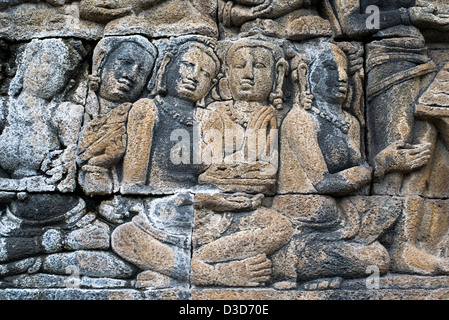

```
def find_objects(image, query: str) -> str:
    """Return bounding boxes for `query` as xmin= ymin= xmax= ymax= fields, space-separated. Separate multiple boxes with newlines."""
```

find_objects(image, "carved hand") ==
xmin=195 ymin=193 xmax=264 ymax=212
xmin=373 ymin=140 xmax=432 ymax=179
xmin=41 ymin=150 xmax=67 ymax=185
xmin=86 ymin=130 xmax=127 ymax=168
xmin=409 ymin=6 xmax=449 ymax=31
xmin=227 ymin=0 xmax=273 ymax=26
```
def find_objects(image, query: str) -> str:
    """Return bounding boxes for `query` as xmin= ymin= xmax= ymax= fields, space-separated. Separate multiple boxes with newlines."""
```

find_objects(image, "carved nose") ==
xmin=242 ymin=64 xmax=254 ymax=79
xmin=123 ymin=64 xmax=139 ymax=81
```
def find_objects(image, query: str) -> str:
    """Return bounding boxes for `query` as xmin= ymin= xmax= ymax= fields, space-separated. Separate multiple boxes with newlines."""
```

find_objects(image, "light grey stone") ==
xmin=65 ymin=225 xmax=110 ymax=251
xmin=41 ymin=251 xmax=137 ymax=279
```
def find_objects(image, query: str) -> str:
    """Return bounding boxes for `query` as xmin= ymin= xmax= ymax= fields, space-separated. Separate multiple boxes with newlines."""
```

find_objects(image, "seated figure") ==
xmin=330 ymin=0 xmax=449 ymax=276
xmin=110 ymin=38 xmax=221 ymax=287
xmin=274 ymin=41 xmax=397 ymax=288
xmin=198 ymin=37 xmax=289 ymax=194
xmin=0 ymin=38 xmax=86 ymax=192
xmin=0 ymin=39 xmax=107 ymax=271
xmin=191 ymin=38 xmax=292 ymax=287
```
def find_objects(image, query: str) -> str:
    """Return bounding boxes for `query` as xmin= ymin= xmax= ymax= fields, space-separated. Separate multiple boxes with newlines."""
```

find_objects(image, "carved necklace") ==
xmin=225 ymin=101 xmax=256 ymax=128
xmin=310 ymin=106 xmax=350 ymax=134
xmin=155 ymin=96 xmax=194 ymax=127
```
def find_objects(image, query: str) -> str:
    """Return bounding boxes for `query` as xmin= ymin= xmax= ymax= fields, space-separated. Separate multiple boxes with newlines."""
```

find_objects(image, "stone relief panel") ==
xmin=0 ymin=0 xmax=217 ymax=41
xmin=1 ymin=0 xmax=449 ymax=298
xmin=81 ymin=0 xmax=218 ymax=38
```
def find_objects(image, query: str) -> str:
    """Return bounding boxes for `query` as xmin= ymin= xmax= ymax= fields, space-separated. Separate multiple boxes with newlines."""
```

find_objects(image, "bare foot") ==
xmin=135 ymin=270 xmax=173 ymax=289
xmin=273 ymin=281 xmax=297 ymax=290
xmin=400 ymin=244 xmax=449 ymax=275
xmin=215 ymin=254 xmax=273 ymax=287
xmin=303 ymin=277 xmax=342 ymax=291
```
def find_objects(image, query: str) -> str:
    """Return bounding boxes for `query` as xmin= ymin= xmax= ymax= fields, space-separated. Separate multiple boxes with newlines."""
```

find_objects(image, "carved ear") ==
xmin=270 ymin=58 xmax=288 ymax=110
xmin=211 ymin=73 xmax=224 ymax=101
xmin=290 ymin=55 xmax=312 ymax=110
xmin=217 ymin=76 xmax=233 ymax=101
xmin=297 ymin=62 xmax=310 ymax=97
xmin=152 ymin=52 xmax=173 ymax=96
xmin=85 ymin=87 xmax=100 ymax=121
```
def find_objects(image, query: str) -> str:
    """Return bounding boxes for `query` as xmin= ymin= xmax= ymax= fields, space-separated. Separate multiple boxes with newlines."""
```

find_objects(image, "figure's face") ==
xmin=167 ymin=45 xmax=217 ymax=102
xmin=22 ymin=48 xmax=69 ymax=100
xmin=310 ymin=45 xmax=348 ymax=105
xmin=228 ymin=46 xmax=275 ymax=102
xmin=99 ymin=42 xmax=155 ymax=103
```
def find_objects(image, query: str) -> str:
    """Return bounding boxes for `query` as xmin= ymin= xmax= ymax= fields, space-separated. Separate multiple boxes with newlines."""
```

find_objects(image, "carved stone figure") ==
xmin=0 ymin=40 xmax=124 ymax=281
xmin=278 ymin=40 xmax=370 ymax=196
xmin=0 ymin=38 xmax=86 ymax=193
xmin=77 ymin=35 xmax=157 ymax=195
xmin=192 ymin=38 xmax=292 ymax=287
xmin=109 ymin=38 xmax=220 ymax=288
xmin=120 ymin=36 xmax=220 ymax=195
xmin=199 ymin=37 xmax=288 ymax=194
xmin=273 ymin=41 xmax=396 ymax=288
xmin=332 ymin=0 xmax=449 ymax=276
xmin=3 ymin=0 xmax=449 ymax=300
xmin=218 ymin=0 xmax=333 ymax=40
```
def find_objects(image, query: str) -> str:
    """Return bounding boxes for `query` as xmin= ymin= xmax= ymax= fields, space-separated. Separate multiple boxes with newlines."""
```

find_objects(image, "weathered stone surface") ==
xmin=0 ymin=288 xmax=190 ymax=300
xmin=0 ymin=38 xmax=87 ymax=193
xmin=81 ymin=0 xmax=218 ymax=38
xmin=270 ymin=195 xmax=400 ymax=285
xmin=64 ymin=224 xmax=111 ymax=251
xmin=41 ymin=251 xmax=137 ymax=279
xmin=191 ymin=286 xmax=449 ymax=300
xmin=192 ymin=192 xmax=292 ymax=287
xmin=0 ymin=194 xmax=87 ymax=264
xmin=218 ymin=0 xmax=333 ymax=40
xmin=2 ymin=0 xmax=449 ymax=301
xmin=0 ymin=2 xmax=104 ymax=41
xmin=111 ymin=193 xmax=194 ymax=287
xmin=0 ymin=273 xmax=132 ymax=289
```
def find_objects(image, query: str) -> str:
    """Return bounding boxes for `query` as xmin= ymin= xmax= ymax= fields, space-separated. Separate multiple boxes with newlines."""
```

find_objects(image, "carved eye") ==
xmin=181 ymin=61 xmax=195 ymax=69
xmin=118 ymin=58 xmax=133 ymax=66
xmin=324 ymin=61 xmax=337 ymax=71
xmin=234 ymin=62 xmax=246 ymax=69
xmin=254 ymin=62 xmax=266 ymax=68
xmin=201 ymin=68 xmax=211 ymax=78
